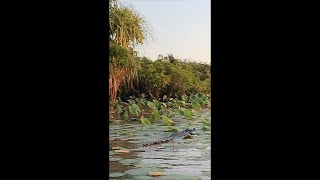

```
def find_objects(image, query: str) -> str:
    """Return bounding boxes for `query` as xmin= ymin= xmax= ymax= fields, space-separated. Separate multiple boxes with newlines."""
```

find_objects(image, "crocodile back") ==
xmin=169 ymin=128 xmax=196 ymax=139
xmin=141 ymin=128 xmax=196 ymax=147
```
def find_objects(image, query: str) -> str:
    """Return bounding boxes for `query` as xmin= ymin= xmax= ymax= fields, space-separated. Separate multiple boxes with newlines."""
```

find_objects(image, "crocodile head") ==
xmin=181 ymin=128 xmax=198 ymax=139
xmin=190 ymin=128 xmax=199 ymax=135
xmin=185 ymin=128 xmax=198 ymax=135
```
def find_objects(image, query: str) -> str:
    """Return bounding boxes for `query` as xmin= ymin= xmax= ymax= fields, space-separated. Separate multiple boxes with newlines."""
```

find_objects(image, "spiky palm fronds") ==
xmin=109 ymin=1 xmax=153 ymax=102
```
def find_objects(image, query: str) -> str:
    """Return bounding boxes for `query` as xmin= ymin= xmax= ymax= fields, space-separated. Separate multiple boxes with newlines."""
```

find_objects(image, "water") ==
xmin=109 ymin=109 xmax=211 ymax=180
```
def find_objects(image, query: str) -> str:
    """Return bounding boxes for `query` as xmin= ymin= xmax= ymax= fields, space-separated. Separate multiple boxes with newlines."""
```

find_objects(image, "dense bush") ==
xmin=118 ymin=54 xmax=211 ymax=101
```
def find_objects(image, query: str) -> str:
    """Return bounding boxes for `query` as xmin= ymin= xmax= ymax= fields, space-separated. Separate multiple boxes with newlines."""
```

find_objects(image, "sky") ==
xmin=120 ymin=0 xmax=211 ymax=64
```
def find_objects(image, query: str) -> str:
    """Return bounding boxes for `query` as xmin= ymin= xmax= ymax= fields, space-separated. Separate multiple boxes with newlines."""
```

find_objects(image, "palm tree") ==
xmin=109 ymin=0 xmax=153 ymax=102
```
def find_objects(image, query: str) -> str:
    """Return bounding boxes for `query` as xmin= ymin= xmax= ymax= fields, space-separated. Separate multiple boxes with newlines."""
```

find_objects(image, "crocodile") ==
xmin=140 ymin=128 xmax=198 ymax=147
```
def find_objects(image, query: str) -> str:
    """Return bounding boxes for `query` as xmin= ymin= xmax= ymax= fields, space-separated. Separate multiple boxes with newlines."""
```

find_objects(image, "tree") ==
xmin=138 ymin=58 xmax=170 ymax=99
xmin=109 ymin=0 xmax=153 ymax=102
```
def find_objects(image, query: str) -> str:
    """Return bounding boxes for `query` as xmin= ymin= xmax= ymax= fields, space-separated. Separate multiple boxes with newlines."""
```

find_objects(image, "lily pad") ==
xmin=158 ymin=174 xmax=201 ymax=180
xmin=109 ymin=158 xmax=123 ymax=162
xmin=119 ymin=159 xmax=139 ymax=164
xmin=109 ymin=173 xmax=126 ymax=178
xmin=124 ymin=168 xmax=164 ymax=176
xmin=202 ymin=171 xmax=211 ymax=177
xmin=135 ymin=163 xmax=161 ymax=168
xmin=141 ymin=117 xmax=152 ymax=126
xmin=133 ymin=176 xmax=154 ymax=180
xmin=164 ymin=128 xmax=178 ymax=133
xmin=202 ymin=126 xmax=211 ymax=131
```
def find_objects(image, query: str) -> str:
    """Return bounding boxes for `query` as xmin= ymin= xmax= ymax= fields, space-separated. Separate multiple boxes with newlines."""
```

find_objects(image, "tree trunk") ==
xmin=109 ymin=72 xmax=121 ymax=103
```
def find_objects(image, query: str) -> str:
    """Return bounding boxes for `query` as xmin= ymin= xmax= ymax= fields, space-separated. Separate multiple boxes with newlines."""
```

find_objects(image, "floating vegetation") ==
xmin=109 ymin=173 xmax=126 ymax=178
xmin=135 ymin=163 xmax=161 ymax=168
xmin=202 ymin=171 xmax=211 ymax=177
xmin=119 ymin=159 xmax=139 ymax=165
xmin=109 ymin=96 xmax=211 ymax=179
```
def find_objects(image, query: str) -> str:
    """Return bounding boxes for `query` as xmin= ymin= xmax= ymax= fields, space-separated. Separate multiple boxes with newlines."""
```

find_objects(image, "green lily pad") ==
xmin=158 ymin=174 xmax=201 ymax=180
xmin=202 ymin=171 xmax=211 ymax=177
xmin=109 ymin=158 xmax=123 ymax=162
xmin=164 ymin=128 xmax=178 ymax=133
xmin=122 ymin=163 xmax=136 ymax=166
xmin=119 ymin=159 xmax=139 ymax=164
xmin=135 ymin=163 xmax=161 ymax=168
xmin=124 ymin=168 xmax=164 ymax=176
xmin=202 ymin=126 xmax=211 ymax=131
xmin=109 ymin=173 xmax=126 ymax=178
xmin=141 ymin=117 xmax=152 ymax=126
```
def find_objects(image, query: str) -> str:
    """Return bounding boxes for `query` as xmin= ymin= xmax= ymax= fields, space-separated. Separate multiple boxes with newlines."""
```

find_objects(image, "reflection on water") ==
xmin=109 ymin=109 xmax=211 ymax=180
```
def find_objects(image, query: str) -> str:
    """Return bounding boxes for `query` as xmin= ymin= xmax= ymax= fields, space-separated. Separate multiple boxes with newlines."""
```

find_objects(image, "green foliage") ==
xmin=109 ymin=0 xmax=153 ymax=102
xmin=178 ymin=109 xmax=185 ymax=116
xmin=151 ymin=109 xmax=161 ymax=120
xmin=161 ymin=115 xmax=173 ymax=126
xmin=140 ymin=117 xmax=151 ymax=126
xmin=203 ymin=118 xmax=211 ymax=126
xmin=192 ymin=102 xmax=201 ymax=111
xmin=109 ymin=41 xmax=130 ymax=68
xmin=167 ymin=110 xmax=176 ymax=118
xmin=128 ymin=105 xmax=139 ymax=116
xmin=129 ymin=55 xmax=210 ymax=100
xmin=110 ymin=93 xmax=210 ymax=126
xmin=147 ymin=101 xmax=157 ymax=110
xmin=164 ymin=127 xmax=179 ymax=133
xmin=109 ymin=1 xmax=211 ymax=128
xmin=119 ymin=110 xmax=129 ymax=120
xmin=115 ymin=105 xmax=123 ymax=114
xmin=183 ymin=109 xmax=193 ymax=120
xmin=202 ymin=126 xmax=211 ymax=131
xmin=138 ymin=58 xmax=171 ymax=99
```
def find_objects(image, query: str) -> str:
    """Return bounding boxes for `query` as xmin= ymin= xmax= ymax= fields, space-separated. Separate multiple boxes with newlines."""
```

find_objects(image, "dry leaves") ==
xmin=148 ymin=172 xmax=165 ymax=176
xmin=114 ymin=149 xmax=130 ymax=153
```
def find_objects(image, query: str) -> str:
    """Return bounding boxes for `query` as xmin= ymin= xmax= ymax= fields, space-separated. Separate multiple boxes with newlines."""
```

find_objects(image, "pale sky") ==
xmin=120 ymin=0 xmax=211 ymax=64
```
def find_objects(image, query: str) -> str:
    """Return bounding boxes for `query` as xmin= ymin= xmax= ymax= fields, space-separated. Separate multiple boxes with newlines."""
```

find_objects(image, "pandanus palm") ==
xmin=109 ymin=0 xmax=154 ymax=102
